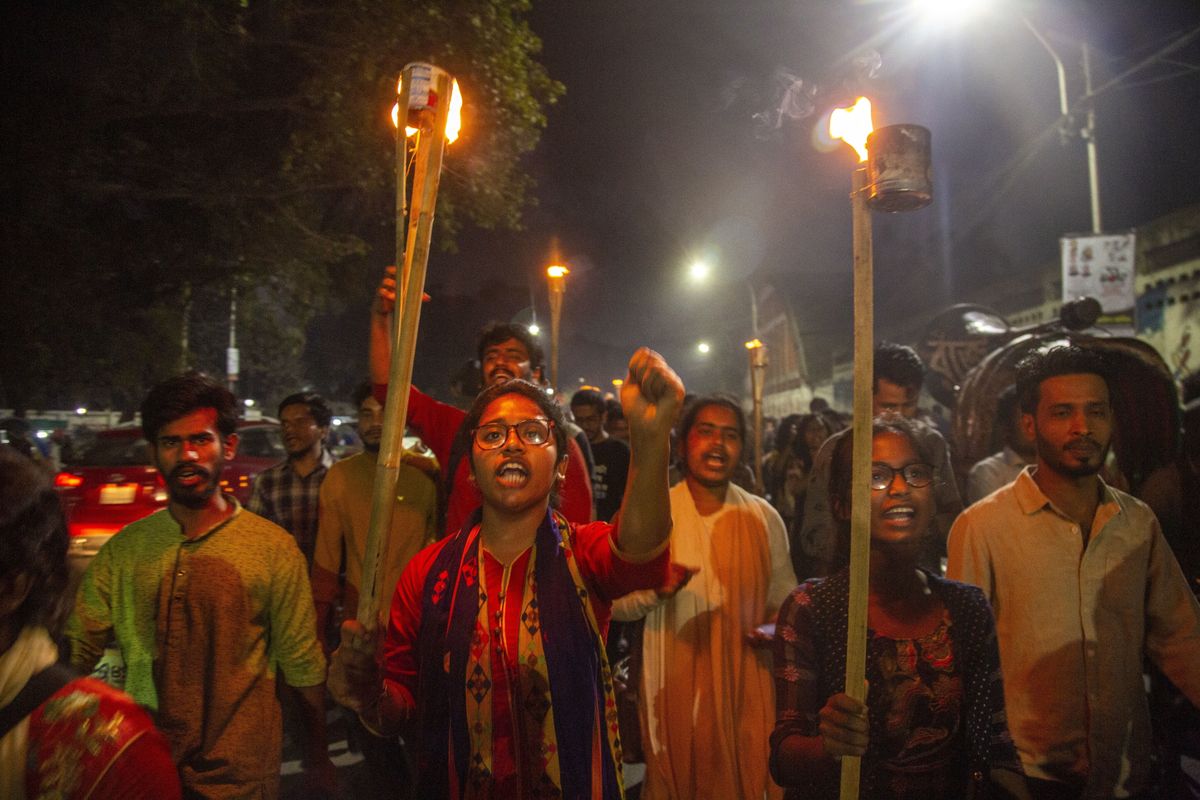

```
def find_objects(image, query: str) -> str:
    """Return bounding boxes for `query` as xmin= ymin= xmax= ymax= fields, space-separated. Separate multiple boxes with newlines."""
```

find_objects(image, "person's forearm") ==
xmin=615 ymin=425 xmax=671 ymax=556
xmin=770 ymin=732 xmax=839 ymax=791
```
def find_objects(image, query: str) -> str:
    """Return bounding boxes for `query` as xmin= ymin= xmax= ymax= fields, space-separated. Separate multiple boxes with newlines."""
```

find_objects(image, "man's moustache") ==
xmin=170 ymin=466 xmax=212 ymax=481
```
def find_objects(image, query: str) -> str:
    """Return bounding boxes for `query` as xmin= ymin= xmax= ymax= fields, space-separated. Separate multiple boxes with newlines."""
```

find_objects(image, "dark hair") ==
xmin=1015 ymin=345 xmax=1113 ymax=415
xmin=874 ymin=342 xmax=925 ymax=394
xmin=605 ymin=397 xmax=624 ymax=421
xmin=829 ymin=415 xmax=934 ymax=526
xmin=278 ymin=391 xmax=333 ymax=428
xmin=681 ymin=393 xmax=744 ymax=450
xmin=476 ymin=322 xmax=545 ymax=371
xmin=0 ymin=448 xmax=70 ymax=633
xmin=773 ymin=414 xmax=804 ymax=454
xmin=352 ymin=381 xmax=375 ymax=409
xmin=794 ymin=413 xmax=834 ymax=466
xmin=461 ymin=379 xmax=570 ymax=506
xmin=570 ymin=389 xmax=606 ymax=416
xmin=141 ymin=371 xmax=239 ymax=443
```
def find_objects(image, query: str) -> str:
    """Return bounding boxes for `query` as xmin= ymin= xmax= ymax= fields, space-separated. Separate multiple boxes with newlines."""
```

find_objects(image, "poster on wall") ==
xmin=1061 ymin=233 xmax=1136 ymax=327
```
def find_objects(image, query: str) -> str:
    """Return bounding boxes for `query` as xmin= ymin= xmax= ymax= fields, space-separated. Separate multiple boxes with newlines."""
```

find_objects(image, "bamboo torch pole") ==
xmin=840 ymin=164 xmax=874 ymax=799
xmin=358 ymin=65 xmax=455 ymax=631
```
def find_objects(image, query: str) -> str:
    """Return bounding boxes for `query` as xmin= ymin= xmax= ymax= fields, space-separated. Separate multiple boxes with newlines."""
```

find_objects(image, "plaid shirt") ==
xmin=247 ymin=448 xmax=335 ymax=565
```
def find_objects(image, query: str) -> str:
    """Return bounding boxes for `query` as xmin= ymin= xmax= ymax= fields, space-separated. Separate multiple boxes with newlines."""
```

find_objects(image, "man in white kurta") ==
xmin=614 ymin=398 xmax=793 ymax=800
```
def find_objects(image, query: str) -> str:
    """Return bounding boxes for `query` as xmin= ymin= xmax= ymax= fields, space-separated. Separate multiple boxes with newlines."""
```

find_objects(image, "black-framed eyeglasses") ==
xmin=472 ymin=419 xmax=554 ymax=450
xmin=870 ymin=463 xmax=935 ymax=491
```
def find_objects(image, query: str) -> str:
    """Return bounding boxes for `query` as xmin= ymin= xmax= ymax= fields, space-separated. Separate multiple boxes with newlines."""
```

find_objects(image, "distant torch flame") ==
xmin=546 ymin=265 xmax=569 ymax=279
xmin=829 ymin=96 xmax=874 ymax=162
xmin=391 ymin=77 xmax=463 ymax=143
xmin=745 ymin=339 xmax=764 ymax=350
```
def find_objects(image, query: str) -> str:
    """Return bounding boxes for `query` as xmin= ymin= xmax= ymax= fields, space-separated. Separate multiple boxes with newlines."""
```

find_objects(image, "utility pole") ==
xmin=1081 ymin=43 xmax=1102 ymax=234
xmin=1020 ymin=15 xmax=1103 ymax=233
xmin=226 ymin=285 xmax=239 ymax=393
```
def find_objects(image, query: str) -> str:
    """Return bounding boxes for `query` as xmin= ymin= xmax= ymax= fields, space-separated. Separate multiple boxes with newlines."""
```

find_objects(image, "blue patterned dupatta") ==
xmin=416 ymin=508 xmax=625 ymax=799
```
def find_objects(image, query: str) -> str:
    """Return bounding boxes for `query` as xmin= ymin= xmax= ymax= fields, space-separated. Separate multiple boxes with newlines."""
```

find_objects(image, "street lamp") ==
xmin=685 ymin=259 xmax=761 ymax=338
xmin=696 ymin=341 xmax=711 ymax=355
xmin=745 ymin=339 xmax=768 ymax=494
xmin=1017 ymin=14 xmax=1102 ymax=233
xmin=547 ymin=264 xmax=569 ymax=390
xmin=909 ymin=0 xmax=1102 ymax=232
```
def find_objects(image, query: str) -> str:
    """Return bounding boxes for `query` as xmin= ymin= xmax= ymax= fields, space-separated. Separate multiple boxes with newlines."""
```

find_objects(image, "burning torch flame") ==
xmin=546 ymin=265 xmax=569 ymax=279
xmin=745 ymin=339 xmax=764 ymax=350
xmin=445 ymin=79 xmax=463 ymax=144
xmin=829 ymin=96 xmax=874 ymax=162
xmin=391 ymin=77 xmax=463 ymax=143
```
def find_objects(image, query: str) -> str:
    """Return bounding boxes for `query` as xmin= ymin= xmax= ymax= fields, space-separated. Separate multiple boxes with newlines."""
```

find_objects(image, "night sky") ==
xmin=416 ymin=0 xmax=1200 ymax=398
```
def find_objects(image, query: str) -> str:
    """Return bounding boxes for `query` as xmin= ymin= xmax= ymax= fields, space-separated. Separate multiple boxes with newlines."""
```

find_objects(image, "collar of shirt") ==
xmin=1012 ymin=466 xmax=1127 ymax=532
xmin=171 ymin=495 xmax=242 ymax=544
xmin=279 ymin=447 xmax=335 ymax=476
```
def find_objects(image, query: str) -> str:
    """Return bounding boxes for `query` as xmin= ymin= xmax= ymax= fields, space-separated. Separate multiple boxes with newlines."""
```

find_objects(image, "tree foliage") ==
xmin=1 ymin=0 xmax=561 ymax=412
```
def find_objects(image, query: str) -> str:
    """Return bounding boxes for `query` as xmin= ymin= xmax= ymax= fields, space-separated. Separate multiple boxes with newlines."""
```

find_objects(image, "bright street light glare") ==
xmin=910 ymin=0 xmax=988 ymax=28
xmin=75 ymin=407 xmax=87 ymax=415
xmin=697 ymin=341 xmax=711 ymax=355
xmin=528 ymin=323 xmax=541 ymax=336
xmin=688 ymin=260 xmax=710 ymax=283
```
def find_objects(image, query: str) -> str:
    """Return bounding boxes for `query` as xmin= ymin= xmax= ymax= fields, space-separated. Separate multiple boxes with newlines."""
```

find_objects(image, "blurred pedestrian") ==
xmin=248 ymin=391 xmax=335 ymax=566
xmin=311 ymin=382 xmax=439 ymax=794
xmin=606 ymin=397 xmax=630 ymax=442
xmin=0 ymin=447 xmax=181 ymax=799
xmin=571 ymin=388 xmax=630 ymax=523
xmin=966 ymin=386 xmax=1035 ymax=504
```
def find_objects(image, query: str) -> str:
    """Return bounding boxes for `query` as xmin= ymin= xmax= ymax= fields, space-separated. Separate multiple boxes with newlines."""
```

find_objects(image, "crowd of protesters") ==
xmin=1 ymin=271 xmax=1198 ymax=800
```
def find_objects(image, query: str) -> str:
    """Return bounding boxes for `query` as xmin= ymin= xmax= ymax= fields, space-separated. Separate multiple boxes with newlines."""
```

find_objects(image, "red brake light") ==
xmin=55 ymin=473 xmax=84 ymax=489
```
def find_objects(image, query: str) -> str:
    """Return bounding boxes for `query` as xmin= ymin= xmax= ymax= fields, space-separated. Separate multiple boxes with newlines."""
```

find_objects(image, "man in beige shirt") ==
xmin=948 ymin=345 xmax=1200 ymax=798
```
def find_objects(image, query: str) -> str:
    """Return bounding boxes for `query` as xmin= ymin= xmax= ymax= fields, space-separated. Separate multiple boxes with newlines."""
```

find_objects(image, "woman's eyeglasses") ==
xmin=472 ymin=419 xmax=554 ymax=450
xmin=870 ymin=463 xmax=934 ymax=491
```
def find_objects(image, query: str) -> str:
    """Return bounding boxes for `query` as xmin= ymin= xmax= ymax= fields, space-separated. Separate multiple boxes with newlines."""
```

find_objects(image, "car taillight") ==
xmin=55 ymin=472 xmax=84 ymax=489
xmin=150 ymin=472 xmax=168 ymax=502
xmin=69 ymin=523 xmax=123 ymax=539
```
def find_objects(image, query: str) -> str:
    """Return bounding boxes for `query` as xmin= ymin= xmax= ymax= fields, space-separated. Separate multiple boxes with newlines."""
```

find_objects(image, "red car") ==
xmin=55 ymin=421 xmax=285 ymax=561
